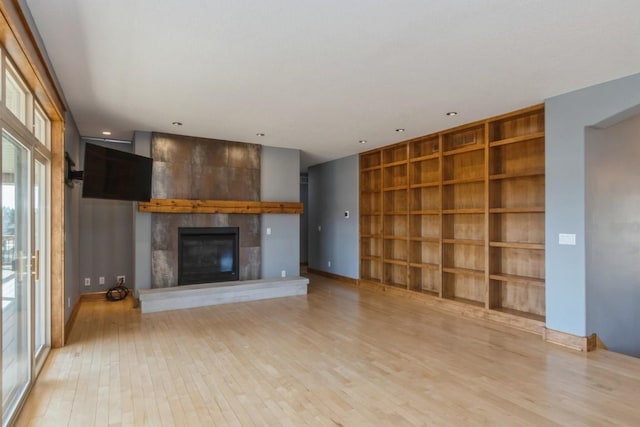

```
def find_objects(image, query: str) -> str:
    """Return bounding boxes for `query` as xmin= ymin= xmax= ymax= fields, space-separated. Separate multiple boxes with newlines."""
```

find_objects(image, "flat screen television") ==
xmin=82 ymin=143 xmax=153 ymax=202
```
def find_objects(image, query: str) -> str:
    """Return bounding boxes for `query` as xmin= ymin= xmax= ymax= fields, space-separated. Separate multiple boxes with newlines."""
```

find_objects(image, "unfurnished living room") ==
xmin=1 ymin=1 xmax=640 ymax=426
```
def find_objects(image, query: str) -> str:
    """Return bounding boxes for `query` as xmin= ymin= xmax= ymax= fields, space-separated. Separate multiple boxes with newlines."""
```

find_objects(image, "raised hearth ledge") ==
xmin=138 ymin=198 xmax=303 ymax=214
xmin=138 ymin=276 xmax=309 ymax=314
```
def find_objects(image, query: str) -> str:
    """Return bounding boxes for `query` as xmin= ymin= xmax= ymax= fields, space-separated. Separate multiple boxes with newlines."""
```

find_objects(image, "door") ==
xmin=1 ymin=130 xmax=30 ymax=421
xmin=33 ymin=156 xmax=49 ymax=366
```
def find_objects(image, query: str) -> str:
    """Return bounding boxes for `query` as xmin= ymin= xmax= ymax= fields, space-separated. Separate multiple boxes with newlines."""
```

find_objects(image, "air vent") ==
xmin=451 ymin=130 xmax=477 ymax=147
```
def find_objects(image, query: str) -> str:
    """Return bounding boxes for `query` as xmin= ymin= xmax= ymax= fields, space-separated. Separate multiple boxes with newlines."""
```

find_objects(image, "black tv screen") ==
xmin=82 ymin=143 xmax=153 ymax=202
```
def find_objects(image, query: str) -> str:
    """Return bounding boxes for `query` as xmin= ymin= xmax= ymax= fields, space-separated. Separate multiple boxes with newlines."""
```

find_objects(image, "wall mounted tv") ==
xmin=81 ymin=143 xmax=153 ymax=202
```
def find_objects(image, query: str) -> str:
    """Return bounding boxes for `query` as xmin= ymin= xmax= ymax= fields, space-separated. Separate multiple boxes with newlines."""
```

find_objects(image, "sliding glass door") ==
xmin=33 ymin=157 xmax=49 ymax=366
xmin=1 ymin=131 xmax=31 ymax=422
xmin=1 ymin=133 xmax=50 ymax=426
xmin=0 ymin=20 xmax=56 ymax=426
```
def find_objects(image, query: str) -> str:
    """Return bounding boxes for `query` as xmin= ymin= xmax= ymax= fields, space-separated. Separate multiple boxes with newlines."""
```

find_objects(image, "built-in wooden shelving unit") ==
xmin=359 ymin=105 xmax=545 ymax=330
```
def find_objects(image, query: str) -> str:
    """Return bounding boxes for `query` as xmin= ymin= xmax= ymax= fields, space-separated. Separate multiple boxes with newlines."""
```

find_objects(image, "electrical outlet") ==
xmin=328 ymin=261 xmax=331 ymax=268
xmin=281 ymin=270 xmax=286 ymax=278
xmin=117 ymin=275 xmax=125 ymax=284
xmin=67 ymin=297 xmax=71 ymax=308
xmin=99 ymin=276 xmax=105 ymax=285
xmin=84 ymin=277 xmax=91 ymax=287
xmin=344 ymin=210 xmax=350 ymax=219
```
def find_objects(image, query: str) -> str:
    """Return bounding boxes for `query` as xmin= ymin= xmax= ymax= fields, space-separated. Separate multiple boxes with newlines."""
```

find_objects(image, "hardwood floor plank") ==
xmin=15 ymin=273 xmax=640 ymax=426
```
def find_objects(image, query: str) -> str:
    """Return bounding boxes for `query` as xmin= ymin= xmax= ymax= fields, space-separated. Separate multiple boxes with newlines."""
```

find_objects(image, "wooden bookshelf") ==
xmin=359 ymin=151 xmax=382 ymax=283
xmin=408 ymin=136 xmax=440 ymax=295
xmin=487 ymin=106 xmax=545 ymax=320
xmin=359 ymin=105 xmax=545 ymax=327
xmin=381 ymin=143 xmax=409 ymax=289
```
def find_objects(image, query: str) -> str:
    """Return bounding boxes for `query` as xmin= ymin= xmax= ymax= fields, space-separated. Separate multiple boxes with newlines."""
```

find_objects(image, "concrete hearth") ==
xmin=138 ymin=276 xmax=309 ymax=314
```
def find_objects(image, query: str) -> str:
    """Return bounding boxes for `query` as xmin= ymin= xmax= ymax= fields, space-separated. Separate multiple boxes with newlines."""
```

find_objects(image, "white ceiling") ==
xmin=25 ymin=0 xmax=640 ymax=170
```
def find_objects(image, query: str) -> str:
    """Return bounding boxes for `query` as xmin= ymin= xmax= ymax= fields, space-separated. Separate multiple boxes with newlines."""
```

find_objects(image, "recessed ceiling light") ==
xmin=101 ymin=131 xmax=111 ymax=136
xmin=172 ymin=121 xmax=183 ymax=126
xmin=256 ymin=133 xmax=265 ymax=137
xmin=395 ymin=128 xmax=405 ymax=133
xmin=446 ymin=111 xmax=458 ymax=116
xmin=359 ymin=140 xmax=367 ymax=144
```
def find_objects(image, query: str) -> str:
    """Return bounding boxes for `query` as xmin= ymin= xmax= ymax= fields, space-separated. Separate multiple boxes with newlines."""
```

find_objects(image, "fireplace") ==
xmin=178 ymin=227 xmax=239 ymax=285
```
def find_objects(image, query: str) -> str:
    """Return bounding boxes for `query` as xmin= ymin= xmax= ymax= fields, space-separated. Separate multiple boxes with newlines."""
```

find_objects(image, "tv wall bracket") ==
xmin=65 ymin=151 xmax=84 ymax=187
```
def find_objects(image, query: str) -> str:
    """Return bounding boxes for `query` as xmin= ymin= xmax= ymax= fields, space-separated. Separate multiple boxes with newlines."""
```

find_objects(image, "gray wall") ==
xmin=585 ymin=114 xmax=640 ymax=357
xmin=78 ymin=140 xmax=134 ymax=292
xmin=63 ymin=113 xmax=81 ymax=322
xmin=546 ymin=72 xmax=640 ymax=337
xmin=300 ymin=174 xmax=308 ymax=264
xmin=133 ymin=131 xmax=152 ymax=292
xmin=308 ymin=155 xmax=359 ymax=278
xmin=261 ymin=146 xmax=300 ymax=279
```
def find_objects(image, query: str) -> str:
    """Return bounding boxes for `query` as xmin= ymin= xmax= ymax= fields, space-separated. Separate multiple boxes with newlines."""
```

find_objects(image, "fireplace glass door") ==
xmin=178 ymin=227 xmax=239 ymax=285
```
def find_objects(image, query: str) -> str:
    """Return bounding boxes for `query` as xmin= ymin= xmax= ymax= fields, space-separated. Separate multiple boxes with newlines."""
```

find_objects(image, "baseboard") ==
xmin=81 ymin=289 xmax=133 ymax=302
xmin=64 ymin=297 xmax=82 ymax=344
xmin=595 ymin=334 xmax=608 ymax=350
xmin=357 ymin=279 xmax=546 ymax=336
xmin=80 ymin=291 xmax=108 ymax=301
xmin=543 ymin=328 xmax=598 ymax=352
xmin=307 ymin=268 xmax=358 ymax=286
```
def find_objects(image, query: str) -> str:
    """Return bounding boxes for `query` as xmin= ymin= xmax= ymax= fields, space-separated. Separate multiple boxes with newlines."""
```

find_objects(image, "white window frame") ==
xmin=33 ymin=102 xmax=50 ymax=147
xmin=5 ymin=61 xmax=30 ymax=125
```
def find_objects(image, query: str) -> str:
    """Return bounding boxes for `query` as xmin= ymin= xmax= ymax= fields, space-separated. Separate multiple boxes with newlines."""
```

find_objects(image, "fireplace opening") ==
xmin=178 ymin=227 xmax=239 ymax=285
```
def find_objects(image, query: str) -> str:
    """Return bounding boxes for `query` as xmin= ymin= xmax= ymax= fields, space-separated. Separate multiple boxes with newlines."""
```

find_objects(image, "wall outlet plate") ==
xmin=117 ymin=275 xmax=125 ymax=284
xmin=84 ymin=278 xmax=90 ymax=287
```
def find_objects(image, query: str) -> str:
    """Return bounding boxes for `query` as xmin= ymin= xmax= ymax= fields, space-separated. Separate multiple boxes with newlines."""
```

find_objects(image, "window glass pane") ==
xmin=33 ymin=104 xmax=49 ymax=146
xmin=2 ymin=131 xmax=31 ymax=425
xmin=5 ymin=70 xmax=27 ymax=125
xmin=34 ymin=159 xmax=48 ymax=359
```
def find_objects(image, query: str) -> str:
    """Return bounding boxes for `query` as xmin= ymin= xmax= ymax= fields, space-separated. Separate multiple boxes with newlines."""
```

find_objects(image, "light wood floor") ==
xmin=16 ymin=274 xmax=640 ymax=426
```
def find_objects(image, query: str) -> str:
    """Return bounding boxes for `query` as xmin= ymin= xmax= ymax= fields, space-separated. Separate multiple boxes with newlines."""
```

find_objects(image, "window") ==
xmin=5 ymin=63 xmax=28 ymax=125
xmin=33 ymin=102 xmax=50 ymax=146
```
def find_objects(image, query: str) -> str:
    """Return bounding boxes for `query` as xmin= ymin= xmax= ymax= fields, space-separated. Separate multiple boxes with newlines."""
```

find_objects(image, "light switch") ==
xmin=266 ymin=227 xmax=271 ymax=235
xmin=318 ymin=225 xmax=321 ymax=231
xmin=558 ymin=233 xmax=576 ymax=245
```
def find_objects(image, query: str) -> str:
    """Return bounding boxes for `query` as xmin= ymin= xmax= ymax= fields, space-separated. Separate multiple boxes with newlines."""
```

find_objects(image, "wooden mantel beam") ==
xmin=138 ymin=199 xmax=303 ymax=214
